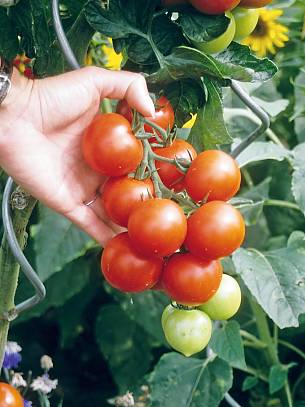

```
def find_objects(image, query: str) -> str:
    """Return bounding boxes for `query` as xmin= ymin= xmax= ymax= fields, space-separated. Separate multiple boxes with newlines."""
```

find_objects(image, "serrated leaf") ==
xmin=95 ymin=304 xmax=152 ymax=392
xmin=236 ymin=142 xmax=291 ymax=168
xmin=292 ymin=143 xmax=305 ymax=215
xmin=32 ymin=205 xmax=93 ymax=281
xmin=0 ymin=8 xmax=19 ymax=59
xmin=209 ymin=321 xmax=246 ymax=370
xmin=232 ymin=234 xmax=305 ymax=328
xmin=149 ymin=353 xmax=233 ymax=407
xmin=242 ymin=376 xmax=259 ymax=391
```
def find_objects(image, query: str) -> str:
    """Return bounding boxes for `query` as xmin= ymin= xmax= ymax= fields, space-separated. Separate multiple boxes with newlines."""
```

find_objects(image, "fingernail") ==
xmin=147 ymin=97 xmax=156 ymax=118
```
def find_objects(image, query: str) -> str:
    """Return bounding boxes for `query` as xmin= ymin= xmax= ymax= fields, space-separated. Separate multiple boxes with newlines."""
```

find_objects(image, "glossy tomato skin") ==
xmin=239 ymin=0 xmax=272 ymax=7
xmin=154 ymin=140 xmax=197 ymax=192
xmin=101 ymin=232 xmax=163 ymax=293
xmin=128 ymin=199 xmax=187 ymax=258
xmin=101 ymin=176 xmax=154 ymax=227
xmin=82 ymin=113 xmax=143 ymax=177
xmin=233 ymin=7 xmax=259 ymax=40
xmin=185 ymin=150 xmax=241 ymax=202
xmin=116 ymin=96 xmax=175 ymax=134
xmin=162 ymin=308 xmax=212 ymax=356
xmin=193 ymin=12 xmax=236 ymax=54
xmin=189 ymin=0 xmax=241 ymax=14
xmin=0 ymin=383 xmax=23 ymax=407
xmin=199 ymin=274 xmax=241 ymax=320
xmin=161 ymin=253 xmax=223 ymax=305
xmin=185 ymin=201 xmax=245 ymax=260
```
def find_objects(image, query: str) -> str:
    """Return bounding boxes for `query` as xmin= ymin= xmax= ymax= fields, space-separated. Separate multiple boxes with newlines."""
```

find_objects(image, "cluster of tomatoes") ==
xmin=82 ymin=95 xmax=245 ymax=357
xmin=163 ymin=0 xmax=273 ymax=54
xmin=0 ymin=382 xmax=23 ymax=407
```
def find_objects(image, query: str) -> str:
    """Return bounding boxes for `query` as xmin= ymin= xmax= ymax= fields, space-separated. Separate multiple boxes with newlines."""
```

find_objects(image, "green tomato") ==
xmin=199 ymin=274 xmax=241 ymax=320
xmin=161 ymin=304 xmax=176 ymax=330
xmin=193 ymin=12 xmax=236 ymax=54
xmin=232 ymin=7 xmax=259 ymax=41
xmin=162 ymin=308 xmax=212 ymax=357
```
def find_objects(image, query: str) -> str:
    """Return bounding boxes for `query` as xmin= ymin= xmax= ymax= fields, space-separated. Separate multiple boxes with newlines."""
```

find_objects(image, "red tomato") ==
xmin=101 ymin=232 xmax=163 ymax=292
xmin=128 ymin=199 xmax=187 ymax=258
xmin=0 ymin=383 xmax=23 ymax=407
xmin=82 ymin=113 xmax=143 ymax=177
xmin=154 ymin=140 xmax=197 ymax=192
xmin=185 ymin=150 xmax=241 ymax=202
xmin=189 ymin=0 xmax=241 ymax=14
xmin=185 ymin=201 xmax=245 ymax=259
xmin=101 ymin=176 xmax=154 ymax=227
xmin=161 ymin=253 xmax=223 ymax=305
xmin=116 ymin=96 xmax=175 ymax=134
xmin=239 ymin=0 xmax=272 ymax=7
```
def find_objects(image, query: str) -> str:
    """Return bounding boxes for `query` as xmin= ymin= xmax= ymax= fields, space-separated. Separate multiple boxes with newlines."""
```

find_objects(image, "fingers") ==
xmin=89 ymin=197 xmax=126 ymax=235
xmin=89 ymin=67 xmax=155 ymax=118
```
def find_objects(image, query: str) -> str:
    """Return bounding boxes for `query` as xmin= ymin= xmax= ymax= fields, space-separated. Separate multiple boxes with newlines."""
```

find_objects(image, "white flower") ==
xmin=5 ymin=341 xmax=22 ymax=353
xmin=31 ymin=374 xmax=58 ymax=394
xmin=40 ymin=355 xmax=53 ymax=371
xmin=11 ymin=373 xmax=27 ymax=388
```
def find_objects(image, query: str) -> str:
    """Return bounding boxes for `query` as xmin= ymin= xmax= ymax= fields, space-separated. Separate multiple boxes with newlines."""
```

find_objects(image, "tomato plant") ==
xmin=162 ymin=307 xmax=212 ymax=357
xmin=232 ymin=7 xmax=259 ymax=40
xmin=199 ymin=274 xmax=241 ymax=320
xmin=101 ymin=232 xmax=163 ymax=292
xmin=184 ymin=150 xmax=241 ymax=202
xmin=185 ymin=201 xmax=245 ymax=259
xmin=153 ymin=139 xmax=197 ymax=191
xmin=128 ymin=198 xmax=187 ymax=258
xmin=161 ymin=253 xmax=223 ymax=305
xmin=162 ymin=0 xmax=188 ymax=5
xmin=101 ymin=176 xmax=154 ymax=227
xmin=0 ymin=383 xmax=23 ymax=407
xmin=188 ymin=0 xmax=241 ymax=15
xmin=82 ymin=113 xmax=143 ymax=176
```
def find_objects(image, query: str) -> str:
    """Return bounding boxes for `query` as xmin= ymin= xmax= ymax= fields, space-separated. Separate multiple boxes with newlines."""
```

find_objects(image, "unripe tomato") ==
xmin=232 ymin=7 xmax=259 ymax=40
xmin=116 ymin=96 xmax=175 ymax=135
xmin=239 ymin=0 xmax=272 ymax=8
xmin=153 ymin=140 xmax=197 ymax=192
xmin=101 ymin=176 xmax=154 ymax=227
xmin=184 ymin=150 xmax=241 ymax=202
xmin=128 ymin=199 xmax=187 ymax=258
xmin=199 ymin=274 xmax=241 ymax=320
xmin=82 ymin=113 xmax=143 ymax=177
xmin=101 ymin=233 xmax=163 ymax=292
xmin=189 ymin=0 xmax=241 ymax=15
xmin=162 ymin=307 xmax=212 ymax=356
xmin=185 ymin=201 xmax=245 ymax=260
xmin=0 ymin=383 xmax=23 ymax=407
xmin=161 ymin=304 xmax=176 ymax=330
xmin=161 ymin=253 xmax=223 ymax=305
xmin=192 ymin=12 xmax=236 ymax=54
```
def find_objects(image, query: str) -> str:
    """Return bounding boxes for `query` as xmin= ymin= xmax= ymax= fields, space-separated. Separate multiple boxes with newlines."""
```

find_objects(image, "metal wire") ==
xmin=2 ymin=178 xmax=46 ymax=319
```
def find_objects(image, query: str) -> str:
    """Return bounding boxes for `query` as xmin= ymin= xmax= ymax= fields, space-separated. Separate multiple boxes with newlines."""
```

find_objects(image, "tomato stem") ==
xmin=143 ymin=118 xmax=168 ymax=142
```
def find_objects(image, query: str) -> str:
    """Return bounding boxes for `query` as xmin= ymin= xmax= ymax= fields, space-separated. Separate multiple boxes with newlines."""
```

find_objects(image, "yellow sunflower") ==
xmin=242 ymin=8 xmax=289 ymax=58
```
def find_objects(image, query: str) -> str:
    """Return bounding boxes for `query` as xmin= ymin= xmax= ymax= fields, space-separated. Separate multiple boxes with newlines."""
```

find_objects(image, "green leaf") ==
xmin=209 ymin=321 xmax=246 ymax=370
xmin=188 ymin=78 xmax=232 ymax=151
xmin=292 ymin=143 xmax=305 ymax=215
xmin=236 ymin=142 xmax=291 ymax=168
xmin=0 ymin=7 xmax=19 ymax=59
xmin=242 ymin=376 xmax=259 ymax=392
xmin=269 ymin=364 xmax=295 ymax=394
xmin=178 ymin=9 xmax=230 ymax=42
xmin=149 ymin=353 xmax=233 ymax=407
xmin=232 ymin=233 xmax=305 ymax=328
xmin=32 ymin=205 xmax=93 ymax=281
xmin=293 ymin=70 xmax=305 ymax=143
xmin=95 ymin=304 xmax=153 ymax=392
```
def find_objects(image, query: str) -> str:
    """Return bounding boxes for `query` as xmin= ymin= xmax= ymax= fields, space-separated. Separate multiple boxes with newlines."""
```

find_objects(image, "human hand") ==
xmin=0 ymin=66 xmax=155 ymax=246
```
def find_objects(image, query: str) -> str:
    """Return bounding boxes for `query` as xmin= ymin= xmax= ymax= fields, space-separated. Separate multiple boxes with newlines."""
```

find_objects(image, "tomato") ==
xmin=82 ymin=113 xmax=143 ymax=177
xmin=116 ymin=96 xmax=175 ymax=135
xmin=101 ymin=176 xmax=154 ymax=227
xmin=185 ymin=201 xmax=245 ymax=260
xmin=161 ymin=253 xmax=223 ymax=305
xmin=185 ymin=150 xmax=241 ymax=202
xmin=101 ymin=232 xmax=163 ymax=292
xmin=199 ymin=274 xmax=241 ymax=320
xmin=232 ymin=7 xmax=259 ymax=40
xmin=0 ymin=383 xmax=23 ymax=407
xmin=162 ymin=307 xmax=212 ymax=356
xmin=239 ymin=0 xmax=272 ymax=7
xmin=128 ymin=198 xmax=187 ymax=258
xmin=161 ymin=304 xmax=176 ymax=330
xmin=153 ymin=139 xmax=197 ymax=192
xmin=189 ymin=0 xmax=240 ymax=15
xmin=192 ymin=12 xmax=236 ymax=54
